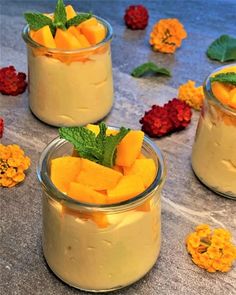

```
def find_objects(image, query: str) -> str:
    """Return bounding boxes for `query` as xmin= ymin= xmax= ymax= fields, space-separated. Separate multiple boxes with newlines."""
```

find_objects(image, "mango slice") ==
xmin=68 ymin=182 xmax=107 ymax=204
xmin=65 ymin=5 xmax=77 ymax=20
xmin=116 ymin=131 xmax=144 ymax=167
xmin=51 ymin=156 xmax=81 ymax=193
xmin=79 ymin=17 xmax=98 ymax=29
xmin=81 ymin=23 xmax=106 ymax=45
xmin=67 ymin=26 xmax=82 ymax=40
xmin=137 ymin=153 xmax=147 ymax=159
xmin=31 ymin=25 xmax=56 ymax=48
xmin=123 ymin=159 xmax=157 ymax=188
xmin=86 ymin=124 xmax=118 ymax=136
xmin=211 ymin=81 xmax=231 ymax=104
xmin=107 ymin=175 xmax=145 ymax=203
xmin=54 ymin=28 xmax=82 ymax=50
xmin=76 ymin=34 xmax=91 ymax=48
xmin=76 ymin=158 xmax=122 ymax=190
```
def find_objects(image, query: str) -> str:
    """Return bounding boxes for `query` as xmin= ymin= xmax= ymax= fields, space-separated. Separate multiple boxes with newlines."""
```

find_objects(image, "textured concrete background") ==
xmin=0 ymin=0 xmax=236 ymax=294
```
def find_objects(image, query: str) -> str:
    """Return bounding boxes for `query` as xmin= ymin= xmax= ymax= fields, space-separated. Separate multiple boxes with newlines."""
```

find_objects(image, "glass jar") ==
xmin=192 ymin=64 xmax=236 ymax=199
xmin=22 ymin=16 xmax=113 ymax=127
xmin=37 ymin=133 xmax=166 ymax=292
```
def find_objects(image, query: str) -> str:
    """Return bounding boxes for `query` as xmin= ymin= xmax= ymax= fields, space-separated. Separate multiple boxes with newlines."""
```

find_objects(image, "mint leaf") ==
xmin=102 ymin=127 xmax=130 ymax=167
xmin=59 ymin=123 xmax=130 ymax=168
xmin=54 ymin=0 xmax=67 ymax=30
xmin=210 ymin=72 xmax=236 ymax=85
xmin=66 ymin=13 xmax=92 ymax=28
xmin=207 ymin=35 xmax=236 ymax=62
xmin=24 ymin=13 xmax=53 ymax=31
xmin=131 ymin=62 xmax=171 ymax=78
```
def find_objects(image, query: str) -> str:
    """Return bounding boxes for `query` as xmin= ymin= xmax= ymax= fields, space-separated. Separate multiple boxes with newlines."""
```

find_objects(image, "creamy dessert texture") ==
xmin=28 ymin=48 xmax=113 ymax=126
xmin=192 ymin=65 xmax=236 ymax=197
xmin=42 ymin=196 xmax=161 ymax=290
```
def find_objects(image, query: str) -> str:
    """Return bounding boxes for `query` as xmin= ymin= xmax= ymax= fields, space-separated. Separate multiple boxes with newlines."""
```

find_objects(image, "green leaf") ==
xmin=131 ymin=62 xmax=171 ymax=78
xmin=59 ymin=123 xmax=130 ymax=168
xmin=24 ymin=13 xmax=53 ymax=31
xmin=66 ymin=13 xmax=92 ymax=28
xmin=53 ymin=0 xmax=67 ymax=30
xmin=210 ymin=72 xmax=236 ymax=85
xmin=102 ymin=127 xmax=130 ymax=167
xmin=207 ymin=35 xmax=236 ymax=62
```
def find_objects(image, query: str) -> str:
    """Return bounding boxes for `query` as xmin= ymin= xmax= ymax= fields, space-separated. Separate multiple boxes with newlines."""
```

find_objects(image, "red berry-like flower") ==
xmin=0 ymin=118 xmax=4 ymax=138
xmin=140 ymin=98 xmax=192 ymax=137
xmin=0 ymin=66 xmax=27 ymax=96
xmin=124 ymin=5 xmax=149 ymax=30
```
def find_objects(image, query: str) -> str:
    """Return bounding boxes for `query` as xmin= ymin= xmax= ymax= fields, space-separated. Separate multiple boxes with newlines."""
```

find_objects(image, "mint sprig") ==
xmin=24 ymin=0 xmax=93 ymax=37
xmin=24 ymin=13 xmax=53 ymax=31
xmin=59 ymin=123 xmax=130 ymax=168
xmin=131 ymin=62 xmax=171 ymax=78
xmin=54 ymin=0 xmax=67 ymax=30
xmin=207 ymin=35 xmax=236 ymax=62
xmin=210 ymin=72 xmax=236 ymax=85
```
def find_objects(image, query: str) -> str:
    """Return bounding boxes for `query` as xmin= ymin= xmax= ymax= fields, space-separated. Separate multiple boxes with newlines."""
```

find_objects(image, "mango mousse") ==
xmin=192 ymin=65 xmax=236 ymax=198
xmin=23 ymin=0 xmax=113 ymax=126
xmin=40 ymin=123 xmax=163 ymax=291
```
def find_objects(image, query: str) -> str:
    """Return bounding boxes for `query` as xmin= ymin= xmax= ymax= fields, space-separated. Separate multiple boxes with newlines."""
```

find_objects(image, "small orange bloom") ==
xmin=178 ymin=80 xmax=204 ymax=110
xmin=186 ymin=224 xmax=236 ymax=273
xmin=0 ymin=144 xmax=30 ymax=188
xmin=149 ymin=18 xmax=187 ymax=53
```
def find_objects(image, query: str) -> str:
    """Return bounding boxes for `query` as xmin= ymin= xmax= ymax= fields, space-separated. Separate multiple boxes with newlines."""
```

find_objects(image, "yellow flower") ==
xmin=178 ymin=80 xmax=204 ymax=110
xmin=149 ymin=18 xmax=187 ymax=54
xmin=186 ymin=224 xmax=236 ymax=273
xmin=0 ymin=144 xmax=30 ymax=188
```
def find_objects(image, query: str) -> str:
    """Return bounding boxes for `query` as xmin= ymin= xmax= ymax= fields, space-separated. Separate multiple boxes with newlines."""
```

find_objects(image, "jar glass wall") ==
xmin=37 ymin=134 xmax=166 ymax=292
xmin=22 ymin=16 xmax=114 ymax=127
xmin=192 ymin=64 xmax=236 ymax=199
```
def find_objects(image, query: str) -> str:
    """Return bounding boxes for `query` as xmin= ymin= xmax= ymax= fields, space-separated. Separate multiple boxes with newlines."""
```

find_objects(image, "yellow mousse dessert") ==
xmin=39 ymin=123 xmax=165 ymax=291
xmin=23 ymin=1 xmax=113 ymax=126
xmin=192 ymin=65 xmax=236 ymax=198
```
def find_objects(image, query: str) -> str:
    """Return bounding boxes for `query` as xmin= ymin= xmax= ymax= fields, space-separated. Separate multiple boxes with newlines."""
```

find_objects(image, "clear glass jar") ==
xmin=192 ymin=64 xmax=236 ymax=199
xmin=37 ymin=133 xmax=166 ymax=292
xmin=22 ymin=16 xmax=113 ymax=127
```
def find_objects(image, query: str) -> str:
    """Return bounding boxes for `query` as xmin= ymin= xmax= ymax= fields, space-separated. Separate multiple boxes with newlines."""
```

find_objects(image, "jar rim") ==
xmin=37 ymin=130 xmax=166 ymax=211
xmin=203 ymin=63 xmax=236 ymax=116
xmin=22 ymin=13 xmax=113 ymax=53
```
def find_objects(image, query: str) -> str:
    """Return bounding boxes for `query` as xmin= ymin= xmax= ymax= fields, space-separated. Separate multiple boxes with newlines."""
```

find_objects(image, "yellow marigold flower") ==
xmin=149 ymin=18 xmax=187 ymax=54
xmin=186 ymin=224 xmax=236 ymax=273
xmin=178 ymin=80 xmax=204 ymax=110
xmin=0 ymin=144 xmax=30 ymax=188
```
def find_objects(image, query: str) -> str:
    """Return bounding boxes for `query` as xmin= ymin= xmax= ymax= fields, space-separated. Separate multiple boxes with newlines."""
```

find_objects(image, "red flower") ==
xmin=0 ymin=118 xmax=4 ymax=138
xmin=0 ymin=66 xmax=27 ymax=96
xmin=140 ymin=98 xmax=192 ymax=137
xmin=124 ymin=5 xmax=149 ymax=30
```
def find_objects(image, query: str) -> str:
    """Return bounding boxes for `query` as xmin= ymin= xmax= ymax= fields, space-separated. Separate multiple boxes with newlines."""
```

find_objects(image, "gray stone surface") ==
xmin=0 ymin=0 xmax=236 ymax=294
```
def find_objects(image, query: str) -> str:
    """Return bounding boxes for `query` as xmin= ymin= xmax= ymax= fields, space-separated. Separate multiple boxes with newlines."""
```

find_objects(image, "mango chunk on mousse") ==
xmin=51 ymin=123 xmax=157 ymax=227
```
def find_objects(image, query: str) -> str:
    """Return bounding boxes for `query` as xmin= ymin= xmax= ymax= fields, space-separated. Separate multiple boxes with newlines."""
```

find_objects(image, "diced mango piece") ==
xmin=137 ymin=153 xmax=146 ymax=159
xmin=68 ymin=182 xmax=107 ymax=204
xmin=54 ymin=28 xmax=82 ymax=49
xmin=81 ymin=23 xmax=106 ymax=45
xmin=67 ymin=26 xmax=81 ymax=40
xmin=86 ymin=124 xmax=118 ymax=136
xmin=76 ymin=34 xmax=91 ymax=48
xmin=76 ymin=158 xmax=122 ymax=190
xmin=51 ymin=156 xmax=81 ymax=193
xmin=113 ymin=165 xmax=123 ymax=174
xmin=116 ymin=131 xmax=144 ymax=167
xmin=123 ymin=159 xmax=157 ymax=188
xmin=31 ymin=25 xmax=56 ymax=48
xmin=66 ymin=5 xmax=77 ymax=20
xmin=79 ymin=17 xmax=98 ymax=29
xmin=211 ymin=81 xmax=231 ymax=104
xmin=107 ymin=175 xmax=145 ymax=203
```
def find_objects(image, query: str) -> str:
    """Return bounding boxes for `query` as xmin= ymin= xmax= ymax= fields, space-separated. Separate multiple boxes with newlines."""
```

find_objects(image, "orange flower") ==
xmin=178 ymin=80 xmax=204 ymax=110
xmin=149 ymin=18 xmax=187 ymax=53
xmin=186 ymin=224 xmax=236 ymax=273
xmin=0 ymin=144 xmax=30 ymax=188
